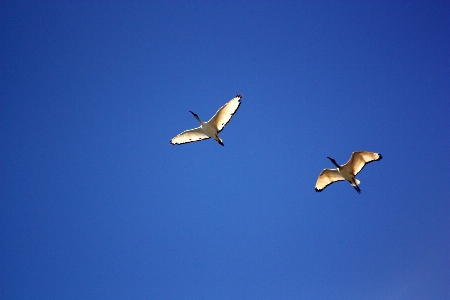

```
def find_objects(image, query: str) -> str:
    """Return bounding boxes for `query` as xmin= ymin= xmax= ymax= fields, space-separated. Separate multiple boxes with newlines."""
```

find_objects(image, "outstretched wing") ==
xmin=346 ymin=151 xmax=382 ymax=175
xmin=315 ymin=168 xmax=345 ymax=192
xmin=170 ymin=127 xmax=210 ymax=145
xmin=208 ymin=94 xmax=242 ymax=133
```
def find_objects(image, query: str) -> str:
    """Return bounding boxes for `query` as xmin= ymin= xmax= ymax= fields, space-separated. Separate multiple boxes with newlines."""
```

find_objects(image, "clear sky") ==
xmin=1 ymin=1 xmax=449 ymax=299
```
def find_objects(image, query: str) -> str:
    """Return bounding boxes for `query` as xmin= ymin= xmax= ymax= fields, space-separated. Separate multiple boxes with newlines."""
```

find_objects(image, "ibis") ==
xmin=170 ymin=94 xmax=242 ymax=146
xmin=315 ymin=151 xmax=382 ymax=194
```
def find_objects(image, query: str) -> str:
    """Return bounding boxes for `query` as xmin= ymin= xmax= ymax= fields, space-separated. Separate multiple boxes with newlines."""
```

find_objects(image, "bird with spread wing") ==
xmin=170 ymin=94 xmax=242 ymax=146
xmin=315 ymin=151 xmax=382 ymax=194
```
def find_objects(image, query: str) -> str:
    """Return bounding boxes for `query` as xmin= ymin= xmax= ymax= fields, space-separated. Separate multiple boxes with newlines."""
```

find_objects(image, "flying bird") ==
xmin=170 ymin=94 xmax=242 ymax=146
xmin=315 ymin=151 xmax=382 ymax=194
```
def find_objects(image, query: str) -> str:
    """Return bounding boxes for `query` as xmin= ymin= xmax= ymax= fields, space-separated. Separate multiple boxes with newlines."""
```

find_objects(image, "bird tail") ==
xmin=351 ymin=178 xmax=361 ymax=194
xmin=215 ymin=135 xmax=224 ymax=146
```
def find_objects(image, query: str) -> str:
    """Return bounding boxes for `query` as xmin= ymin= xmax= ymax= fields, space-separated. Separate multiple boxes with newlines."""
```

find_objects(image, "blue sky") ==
xmin=1 ymin=1 xmax=449 ymax=299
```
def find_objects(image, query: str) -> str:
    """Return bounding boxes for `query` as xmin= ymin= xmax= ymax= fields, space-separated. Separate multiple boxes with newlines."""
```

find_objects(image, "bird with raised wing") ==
xmin=170 ymin=94 xmax=242 ymax=146
xmin=315 ymin=151 xmax=382 ymax=194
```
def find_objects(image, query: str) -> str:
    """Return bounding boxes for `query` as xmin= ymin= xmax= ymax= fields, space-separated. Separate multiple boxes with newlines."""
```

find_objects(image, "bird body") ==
xmin=170 ymin=94 xmax=242 ymax=146
xmin=190 ymin=112 xmax=224 ymax=146
xmin=315 ymin=151 xmax=382 ymax=194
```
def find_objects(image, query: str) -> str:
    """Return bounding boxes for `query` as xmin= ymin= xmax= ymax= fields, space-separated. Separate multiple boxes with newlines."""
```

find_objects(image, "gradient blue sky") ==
xmin=1 ymin=1 xmax=449 ymax=299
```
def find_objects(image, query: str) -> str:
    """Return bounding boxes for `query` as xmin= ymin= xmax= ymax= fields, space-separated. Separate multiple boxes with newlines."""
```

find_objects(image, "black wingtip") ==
xmin=236 ymin=93 xmax=243 ymax=99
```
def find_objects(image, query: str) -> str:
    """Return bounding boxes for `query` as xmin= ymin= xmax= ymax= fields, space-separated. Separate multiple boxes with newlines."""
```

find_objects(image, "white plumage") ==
xmin=315 ymin=151 xmax=382 ymax=194
xmin=170 ymin=94 xmax=242 ymax=146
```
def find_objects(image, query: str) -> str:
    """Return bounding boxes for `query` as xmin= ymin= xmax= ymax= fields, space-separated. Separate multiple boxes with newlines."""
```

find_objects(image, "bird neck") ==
xmin=328 ymin=157 xmax=340 ymax=168
xmin=189 ymin=111 xmax=202 ymax=123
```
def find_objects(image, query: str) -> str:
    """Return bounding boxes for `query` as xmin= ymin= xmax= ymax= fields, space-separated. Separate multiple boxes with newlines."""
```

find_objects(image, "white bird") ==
xmin=170 ymin=94 xmax=242 ymax=146
xmin=315 ymin=151 xmax=382 ymax=194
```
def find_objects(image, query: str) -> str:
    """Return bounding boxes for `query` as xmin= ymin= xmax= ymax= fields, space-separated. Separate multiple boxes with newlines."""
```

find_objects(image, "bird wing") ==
xmin=346 ymin=151 xmax=383 ymax=175
xmin=315 ymin=168 xmax=345 ymax=192
xmin=207 ymin=94 xmax=242 ymax=133
xmin=170 ymin=127 xmax=210 ymax=145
